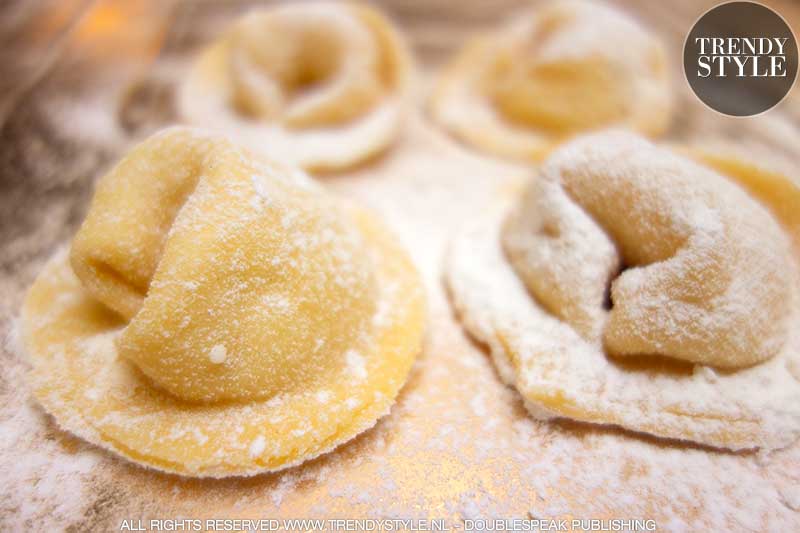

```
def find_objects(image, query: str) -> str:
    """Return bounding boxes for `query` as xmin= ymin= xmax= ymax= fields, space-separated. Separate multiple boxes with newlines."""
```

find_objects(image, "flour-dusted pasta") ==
xmin=22 ymin=127 xmax=425 ymax=477
xmin=179 ymin=2 xmax=413 ymax=172
xmin=503 ymin=134 xmax=793 ymax=368
xmin=446 ymin=131 xmax=800 ymax=451
xmin=430 ymin=0 xmax=671 ymax=161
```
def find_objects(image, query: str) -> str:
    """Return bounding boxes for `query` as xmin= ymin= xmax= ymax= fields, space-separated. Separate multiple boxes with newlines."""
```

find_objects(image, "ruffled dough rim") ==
xmin=445 ymin=168 xmax=800 ymax=452
xmin=178 ymin=10 xmax=413 ymax=173
xmin=22 ymin=205 xmax=425 ymax=477
xmin=429 ymin=33 xmax=672 ymax=162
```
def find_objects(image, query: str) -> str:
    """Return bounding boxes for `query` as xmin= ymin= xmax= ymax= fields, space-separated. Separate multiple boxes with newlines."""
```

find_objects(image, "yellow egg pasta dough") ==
xmin=446 ymin=131 xmax=800 ymax=451
xmin=22 ymin=127 xmax=425 ymax=477
xmin=179 ymin=1 xmax=413 ymax=172
xmin=430 ymin=0 xmax=671 ymax=161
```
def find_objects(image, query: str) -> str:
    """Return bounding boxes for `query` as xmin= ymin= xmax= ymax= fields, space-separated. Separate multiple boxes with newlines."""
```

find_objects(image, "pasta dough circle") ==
xmin=430 ymin=0 xmax=671 ymax=161
xmin=22 ymin=127 xmax=425 ymax=476
xmin=446 ymin=131 xmax=800 ymax=450
xmin=179 ymin=1 xmax=413 ymax=172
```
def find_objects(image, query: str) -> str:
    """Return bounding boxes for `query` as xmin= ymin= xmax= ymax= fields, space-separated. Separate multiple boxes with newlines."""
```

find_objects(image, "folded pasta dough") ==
xmin=446 ymin=131 xmax=800 ymax=451
xmin=430 ymin=0 xmax=671 ymax=161
xmin=22 ymin=127 xmax=425 ymax=476
xmin=179 ymin=1 xmax=413 ymax=171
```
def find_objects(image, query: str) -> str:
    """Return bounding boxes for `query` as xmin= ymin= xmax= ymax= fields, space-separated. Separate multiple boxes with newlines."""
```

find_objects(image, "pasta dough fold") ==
xmin=23 ymin=127 xmax=425 ymax=476
xmin=430 ymin=0 xmax=671 ymax=161
xmin=446 ymin=131 xmax=800 ymax=450
xmin=503 ymin=134 xmax=793 ymax=368
xmin=179 ymin=1 xmax=412 ymax=171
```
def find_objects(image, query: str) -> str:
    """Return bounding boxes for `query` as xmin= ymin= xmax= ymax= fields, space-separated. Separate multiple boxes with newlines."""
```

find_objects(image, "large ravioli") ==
xmin=446 ymin=132 xmax=800 ymax=451
xmin=179 ymin=1 xmax=413 ymax=172
xmin=22 ymin=127 xmax=425 ymax=477
xmin=430 ymin=0 xmax=671 ymax=161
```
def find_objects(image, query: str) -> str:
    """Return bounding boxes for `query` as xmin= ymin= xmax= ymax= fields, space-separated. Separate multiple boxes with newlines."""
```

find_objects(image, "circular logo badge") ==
xmin=684 ymin=1 xmax=798 ymax=116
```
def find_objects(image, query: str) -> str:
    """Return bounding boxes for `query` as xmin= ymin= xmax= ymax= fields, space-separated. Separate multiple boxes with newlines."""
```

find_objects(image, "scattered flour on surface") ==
xmin=208 ymin=344 xmax=227 ymax=364
xmin=346 ymin=350 xmax=367 ymax=381
xmin=248 ymin=435 xmax=266 ymax=458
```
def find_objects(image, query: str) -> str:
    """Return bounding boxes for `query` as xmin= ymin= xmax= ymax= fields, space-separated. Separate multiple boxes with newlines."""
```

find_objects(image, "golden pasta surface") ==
xmin=179 ymin=1 xmax=413 ymax=171
xmin=23 ymin=127 xmax=425 ymax=476
xmin=430 ymin=0 xmax=671 ymax=161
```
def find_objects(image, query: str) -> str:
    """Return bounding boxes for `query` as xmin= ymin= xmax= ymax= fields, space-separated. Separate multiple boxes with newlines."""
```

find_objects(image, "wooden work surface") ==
xmin=1 ymin=1 xmax=799 ymax=531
